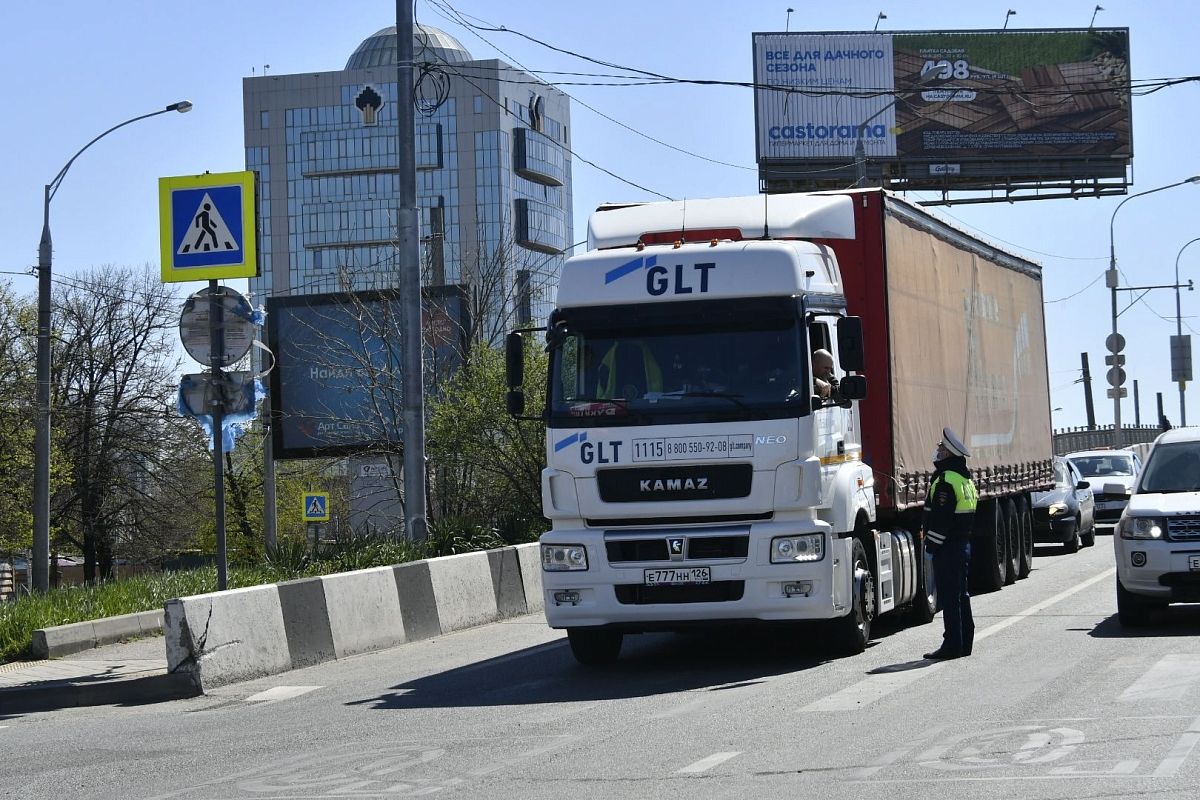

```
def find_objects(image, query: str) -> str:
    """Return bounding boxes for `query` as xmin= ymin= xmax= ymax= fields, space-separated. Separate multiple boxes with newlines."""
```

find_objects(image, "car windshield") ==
xmin=1138 ymin=442 xmax=1200 ymax=493
xmin=547 ymin=299 xmax=808 ymax=427
xmin=1070 ymin=454 xmax=1134 ymax=478
xmin=1053 ymin=460 xmax=1071 ymax=487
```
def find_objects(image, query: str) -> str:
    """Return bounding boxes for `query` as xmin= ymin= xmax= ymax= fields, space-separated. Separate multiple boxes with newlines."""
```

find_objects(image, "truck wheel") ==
xmin=1016 ymin=497 xmax=1034 ymax=580
xmin=971 ymin=500 xmax=1004 ymax=594
xmin=1064 ymin=518 xmax=1080 ymax=554
xmin=909 ymin=540 xmax=937 ymax=626
xmin=1002 ymin=499 xmax=1019 ymax=586
xmin=1115 ymin=577 xmax=1157 ymax=628
xmin=831 ymin=539 xmax=875 ymax=654
xmin=566 ymin=628 xmax=623 ymax=665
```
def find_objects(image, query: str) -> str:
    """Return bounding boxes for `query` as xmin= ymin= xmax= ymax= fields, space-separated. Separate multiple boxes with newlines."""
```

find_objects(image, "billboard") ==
xmin=753 ymin=29 xmax=1132 ymax=197
xmin=267 ymin=285 xmax=469 ymax=459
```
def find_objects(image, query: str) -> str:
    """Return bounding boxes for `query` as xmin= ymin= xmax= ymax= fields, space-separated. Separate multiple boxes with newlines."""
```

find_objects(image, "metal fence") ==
xmin=1052 ymin=425 xmax=1167 ymax=456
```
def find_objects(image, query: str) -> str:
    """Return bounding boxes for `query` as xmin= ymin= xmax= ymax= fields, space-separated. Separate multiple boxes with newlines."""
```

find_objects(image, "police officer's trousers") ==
xmin=933 ymin=537 xmax=974 ymax=655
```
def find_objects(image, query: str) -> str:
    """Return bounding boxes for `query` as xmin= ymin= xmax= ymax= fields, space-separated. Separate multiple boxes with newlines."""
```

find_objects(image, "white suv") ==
xmin=1111 ymin=429 xmax=1200 ymax=626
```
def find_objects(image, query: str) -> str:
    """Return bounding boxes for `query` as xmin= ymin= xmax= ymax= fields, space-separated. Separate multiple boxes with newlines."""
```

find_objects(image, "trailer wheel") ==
xmin=831 ymin=539 xmax=875 ymax=655
xmin=1002 ymin=498 xmax=1019 ymax=586
xmin=970 ymin=500 xmax=1005 ymax=594
xmin=566 ymin=628 xmax=623 ymax=665
xmin=1016 ymin=496 xmax=1034 ymax=580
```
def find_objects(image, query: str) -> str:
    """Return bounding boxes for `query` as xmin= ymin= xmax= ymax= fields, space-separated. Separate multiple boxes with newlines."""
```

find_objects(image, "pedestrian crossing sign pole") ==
xmin=303 ymin=492 xmax=330 ymax=522
xmin=159 ymin=171 xmax=257 ymax=282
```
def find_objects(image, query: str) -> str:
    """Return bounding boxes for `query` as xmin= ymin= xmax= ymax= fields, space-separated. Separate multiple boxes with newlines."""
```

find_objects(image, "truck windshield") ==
xmin=547 ymin=298 xmax=807 ymax=428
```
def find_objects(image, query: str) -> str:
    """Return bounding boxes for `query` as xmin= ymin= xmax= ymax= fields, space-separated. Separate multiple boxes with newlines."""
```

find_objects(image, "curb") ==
xmin=32 ymin=610 xmax=164 ymax=659
xmin=2 ymin=671 xmax=199 ymax=714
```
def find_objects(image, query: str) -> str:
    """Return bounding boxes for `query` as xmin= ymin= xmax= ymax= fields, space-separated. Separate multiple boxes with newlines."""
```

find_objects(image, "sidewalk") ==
xmin=0 ymin=636 xmax=198 ymax=714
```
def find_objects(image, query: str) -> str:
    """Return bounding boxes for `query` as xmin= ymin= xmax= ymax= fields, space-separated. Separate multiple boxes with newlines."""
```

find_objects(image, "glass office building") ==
xmin=243 ymin=24 xmax=572 ymax=332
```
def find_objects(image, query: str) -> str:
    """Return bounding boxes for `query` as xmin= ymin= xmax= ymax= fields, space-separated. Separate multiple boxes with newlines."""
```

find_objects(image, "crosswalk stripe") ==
xmin=244 ymin=685 xmax=322 ymax=703
xmin=1120 ymin=655 xmax=1200 ymax=703
xmin=1152 ymin=716 xmax=1200 ymax=777
xmin=677 ymin=752 xmax=741 ymax=773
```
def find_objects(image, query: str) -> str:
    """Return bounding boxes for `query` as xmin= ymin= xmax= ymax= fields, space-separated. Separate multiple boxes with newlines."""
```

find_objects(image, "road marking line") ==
xmin=244 ymin=685 xmax=322 ymax=703
xmin=677 ymin=752 xmax=741 ymax=773
xmin=1152 ymin=715 xmax=1200 ymax=778
xmin=803 ymin=567 xmax=1116 ymax=712
xmin=1120 ymin=655 xmax=1200 ymax=703
xmin=973 ymin=567 xmax=1115 ymax=643
xmin=802 ymin=664 xmax=944 ymax=712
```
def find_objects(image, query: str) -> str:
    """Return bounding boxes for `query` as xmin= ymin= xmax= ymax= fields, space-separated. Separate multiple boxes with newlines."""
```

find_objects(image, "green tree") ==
xmin=427 ymin=338 xmax=548 ymax=540
xmin=0 ymin=283 xmax=35 ymax=554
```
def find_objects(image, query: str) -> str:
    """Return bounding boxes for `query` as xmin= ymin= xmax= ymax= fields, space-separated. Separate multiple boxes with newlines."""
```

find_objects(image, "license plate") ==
xmin=644 ymin=567 xmax=711 ymax=586
xmin=1189 ymin=555 xmax=1200 ymax=571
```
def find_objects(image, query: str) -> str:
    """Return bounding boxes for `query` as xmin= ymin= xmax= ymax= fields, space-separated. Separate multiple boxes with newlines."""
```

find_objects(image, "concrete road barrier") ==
xmin=166 ymin=542 xmax=544 ymax=692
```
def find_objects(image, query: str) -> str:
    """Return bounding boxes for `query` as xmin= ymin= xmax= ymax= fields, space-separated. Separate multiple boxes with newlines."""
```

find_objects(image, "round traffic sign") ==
xmin=179 ymin=286 xmax=257 ymax=367
xmin=1106 ymin=366 xmax=1127 ymax=388
xmin=1105 ymin=332 xmax=1126 ymax=354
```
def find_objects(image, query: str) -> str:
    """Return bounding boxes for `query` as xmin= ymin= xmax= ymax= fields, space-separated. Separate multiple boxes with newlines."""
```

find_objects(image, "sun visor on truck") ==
xmin=588 ymin=194 xmax=856 ymax=250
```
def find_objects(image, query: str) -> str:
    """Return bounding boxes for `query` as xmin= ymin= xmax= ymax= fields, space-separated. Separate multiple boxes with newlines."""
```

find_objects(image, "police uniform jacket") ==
xmin=923 ymin=455 xmax=978 ymax=550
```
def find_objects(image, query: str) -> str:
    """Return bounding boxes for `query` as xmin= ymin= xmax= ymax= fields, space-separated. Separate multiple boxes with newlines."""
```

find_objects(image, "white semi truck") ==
xmin=505 ymin=189 xmax=1053 ymax=664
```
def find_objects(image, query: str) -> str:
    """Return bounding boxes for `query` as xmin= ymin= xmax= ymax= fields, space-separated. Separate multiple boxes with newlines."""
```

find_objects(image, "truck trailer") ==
xmin=506 ymin=188 xmax=1054 ymax=664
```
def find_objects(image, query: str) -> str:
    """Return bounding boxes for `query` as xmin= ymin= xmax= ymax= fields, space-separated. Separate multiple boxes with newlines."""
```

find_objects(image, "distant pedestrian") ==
xmin=923 ymin=426 xmax=978 ymax=660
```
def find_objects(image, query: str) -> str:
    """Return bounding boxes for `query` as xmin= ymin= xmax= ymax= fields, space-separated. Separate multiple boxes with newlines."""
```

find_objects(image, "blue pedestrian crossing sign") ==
xmin=303 ymin=492 xmax=330 ymax=522
xmin=159 ymin=171 xmax=258 ymax=283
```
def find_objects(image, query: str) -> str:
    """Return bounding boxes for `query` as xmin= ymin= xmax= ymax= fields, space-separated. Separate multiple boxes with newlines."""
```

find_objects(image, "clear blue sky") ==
xmin=1 ymin=1 xmax=1197 ymax=430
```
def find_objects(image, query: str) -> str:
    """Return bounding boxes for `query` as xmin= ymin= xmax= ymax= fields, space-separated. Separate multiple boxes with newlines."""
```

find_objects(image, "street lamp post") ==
xmin=32 ymin=101 xmax=192 ymax=593
xmin=1174 ymin=237 xmax=1200 ymax=426
xmin=854 ymin=71 xmax=938 ymax=187
xmin=1106 ymin=175 xmax=1200 ymax=451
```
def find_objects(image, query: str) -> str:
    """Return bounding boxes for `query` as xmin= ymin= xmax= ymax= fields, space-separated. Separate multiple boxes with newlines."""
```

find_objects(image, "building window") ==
xmin=260 ymin=110 xmax=270 ymax=129
xmin=474 ymin=95 xmax=483 ymax=114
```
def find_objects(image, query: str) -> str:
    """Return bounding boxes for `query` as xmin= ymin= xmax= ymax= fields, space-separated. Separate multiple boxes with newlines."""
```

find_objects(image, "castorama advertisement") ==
xmin=753 ymin=29 xmax=1132 ymax=166
xmin=754 ymin=33 xmax=898 ymax=160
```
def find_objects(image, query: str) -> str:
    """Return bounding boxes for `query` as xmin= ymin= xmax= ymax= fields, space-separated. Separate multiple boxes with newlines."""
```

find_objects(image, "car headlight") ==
xmin=1120 ymin=516 xmax=1166 ymax=540
xmin=1048 ymin=502 xmax=1068 ymax=516
xmin=542 ymin=544 xmax=588 ymax=571
xmin=771 ymin=533 xmax=825 ymax=563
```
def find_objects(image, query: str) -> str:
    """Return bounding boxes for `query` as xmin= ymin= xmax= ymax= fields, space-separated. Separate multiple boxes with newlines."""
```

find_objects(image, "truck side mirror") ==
xmin=838 ymin=375 xmax=867 ymax=400
xmin=505 ymin=332 xmax=524 ymax=388
xmin=506 ymin=390 xmax=526 ymax=416
xmin=837 ymin=317 xmax=865 ymax=373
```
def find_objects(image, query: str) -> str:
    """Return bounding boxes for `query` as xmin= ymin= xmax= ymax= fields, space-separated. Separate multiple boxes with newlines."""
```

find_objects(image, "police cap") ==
xmin=941 ymin=426 xmax=971 ymax=459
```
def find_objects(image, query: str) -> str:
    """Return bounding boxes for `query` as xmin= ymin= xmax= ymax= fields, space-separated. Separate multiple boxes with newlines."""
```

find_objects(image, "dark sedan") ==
xmin=1032 ymin=456 xmax=1096 ymax=552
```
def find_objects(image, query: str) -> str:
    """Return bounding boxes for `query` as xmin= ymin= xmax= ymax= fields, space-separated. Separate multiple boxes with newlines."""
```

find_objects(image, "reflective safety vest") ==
xmin=925 ymin=469 xmax=978 ymax=543
xmin=599 ymin=343 xmax=662 ymax=398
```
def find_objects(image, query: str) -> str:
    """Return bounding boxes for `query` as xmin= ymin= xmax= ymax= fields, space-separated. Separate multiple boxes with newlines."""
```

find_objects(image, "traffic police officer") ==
xmin=922 ymin=426 xmax=978 ymax=660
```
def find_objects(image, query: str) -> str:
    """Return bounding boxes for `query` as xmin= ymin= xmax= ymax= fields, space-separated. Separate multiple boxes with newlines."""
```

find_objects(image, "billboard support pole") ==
xmin=397 ymin=0 xmax=429 ymax=542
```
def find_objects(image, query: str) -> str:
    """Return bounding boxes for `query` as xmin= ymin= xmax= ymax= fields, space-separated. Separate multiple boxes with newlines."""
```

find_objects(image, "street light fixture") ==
xmin=32 ymin=101 xmax=192 ymax=593
xmin=1174 ymin=236 xmax=1200 ymax=425
xmin=1106 ymin=175 xmax=1200 ymax=451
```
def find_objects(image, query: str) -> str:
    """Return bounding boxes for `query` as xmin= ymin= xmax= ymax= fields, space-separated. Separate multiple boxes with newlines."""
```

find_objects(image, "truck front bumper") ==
xmin=540 ymin=522 xmax=850 ymax=630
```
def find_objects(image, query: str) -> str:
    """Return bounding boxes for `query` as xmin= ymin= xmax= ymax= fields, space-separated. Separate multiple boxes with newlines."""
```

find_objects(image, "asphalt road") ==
xmin=4 ymin=534 xmax=1200 ymax=800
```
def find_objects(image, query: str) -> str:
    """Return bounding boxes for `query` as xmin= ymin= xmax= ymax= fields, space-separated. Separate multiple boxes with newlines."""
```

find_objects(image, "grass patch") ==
xmin=0 ymin=531 xmax=524 ymax=664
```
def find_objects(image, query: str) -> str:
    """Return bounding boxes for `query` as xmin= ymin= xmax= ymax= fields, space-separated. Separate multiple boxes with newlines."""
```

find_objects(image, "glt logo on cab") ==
xmin=603 ymin=255 xmax=717 ymax=297
xmin=553 ymin=432 xmax=622 ymax=464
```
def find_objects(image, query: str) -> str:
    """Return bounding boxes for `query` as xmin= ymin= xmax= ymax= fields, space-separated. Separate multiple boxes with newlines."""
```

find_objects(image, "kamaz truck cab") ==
xmin=506 ymin=193 xmax=932 ymax=664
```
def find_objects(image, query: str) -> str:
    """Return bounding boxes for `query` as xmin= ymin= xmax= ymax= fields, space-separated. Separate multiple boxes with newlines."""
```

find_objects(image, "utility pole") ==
xmin=1081 ymin=352 xmax=1097 ymax=429
xmin=1133 ymin=379 xmax=1141 ymax=426
xmin=397 ymin=1 xmax=428 ymax=541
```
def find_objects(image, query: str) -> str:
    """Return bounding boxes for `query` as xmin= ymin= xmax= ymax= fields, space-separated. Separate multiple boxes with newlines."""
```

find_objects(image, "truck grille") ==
xmin=1167 ymin=516 xmax=1200 ymax=541
xmin=606 ymin=534 xmax=749 ymax=564
xmin=615 ymin=581 xmax=745 ymax=604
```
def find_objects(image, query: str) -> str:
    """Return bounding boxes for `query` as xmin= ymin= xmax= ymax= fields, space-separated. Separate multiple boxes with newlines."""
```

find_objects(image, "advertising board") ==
xmin=266 ymin=285 xmax=468 ymax=459
xmin=753 ymin=28 xmax=1131 ymax=195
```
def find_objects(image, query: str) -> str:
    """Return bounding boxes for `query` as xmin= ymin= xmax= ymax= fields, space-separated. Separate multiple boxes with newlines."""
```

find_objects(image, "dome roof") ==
xmin=346 ymin=24 xmax=472 ymax=69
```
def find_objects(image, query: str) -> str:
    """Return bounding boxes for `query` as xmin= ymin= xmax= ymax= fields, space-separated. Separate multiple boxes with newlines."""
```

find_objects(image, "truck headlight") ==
xmin=1048 ymin=502 xmax=1068 ymax=516
xmin=1120 ymin=517 xmax=1166 ymax=540
xmin=542 ymin=544 xmax=588 ymax=571
xmin=771 ymin=533 xmax=825 ymax=563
